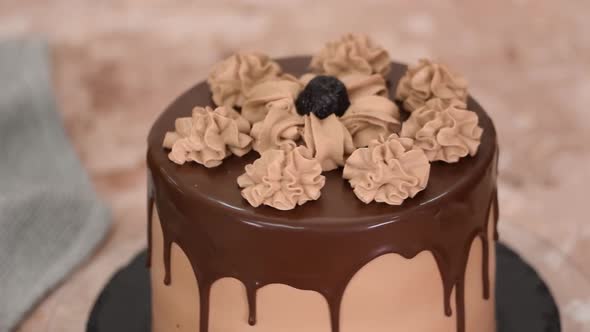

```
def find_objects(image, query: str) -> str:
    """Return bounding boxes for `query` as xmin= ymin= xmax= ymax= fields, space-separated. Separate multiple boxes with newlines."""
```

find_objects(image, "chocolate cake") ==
xmin=147 ymin=34 xmax=499 ymax=332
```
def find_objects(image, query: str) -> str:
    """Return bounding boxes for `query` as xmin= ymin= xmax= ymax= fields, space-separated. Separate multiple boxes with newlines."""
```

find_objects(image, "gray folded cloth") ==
xmin=0 ymin=40 xmax=111 ymax=332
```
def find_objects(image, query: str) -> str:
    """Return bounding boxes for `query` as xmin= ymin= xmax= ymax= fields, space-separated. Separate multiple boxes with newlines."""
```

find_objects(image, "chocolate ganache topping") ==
xmin=148 ymin=54 xmax=499 ymax=332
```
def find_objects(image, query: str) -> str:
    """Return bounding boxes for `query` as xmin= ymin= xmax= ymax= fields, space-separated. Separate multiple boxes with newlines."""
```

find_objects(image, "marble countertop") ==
xmin=1 ymin=0 xmax=589 ymax=331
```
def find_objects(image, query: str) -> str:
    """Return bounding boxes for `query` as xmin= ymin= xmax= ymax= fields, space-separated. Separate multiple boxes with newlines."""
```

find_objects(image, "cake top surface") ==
xmin=147 ymin=56 xmax=497 ymax=226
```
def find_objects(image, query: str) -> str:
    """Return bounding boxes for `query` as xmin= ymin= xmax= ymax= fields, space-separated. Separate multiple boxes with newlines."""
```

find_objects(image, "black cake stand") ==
xmin=86 ymin=243 xmax=561 ymax=332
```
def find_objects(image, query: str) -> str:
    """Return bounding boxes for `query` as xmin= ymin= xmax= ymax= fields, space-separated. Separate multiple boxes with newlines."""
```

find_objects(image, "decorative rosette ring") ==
xmin=241 ymin=64 xmax=401 ymax=172
xmin=162 ymin=33 xmax=484 ymax=210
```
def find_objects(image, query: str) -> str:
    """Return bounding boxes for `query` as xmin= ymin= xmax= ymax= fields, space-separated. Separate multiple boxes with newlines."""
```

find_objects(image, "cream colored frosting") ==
xmin=395 ymin=59 xmax=468 ymax=112
xmin=401 ymin=99 xmax=483 ymax=163
xmin=237 ymin=146 xmax=325 ymax=210
xmin=241 ymin=77 xmax=303 ymax=125
xmin=163 ymin=106 xmax=252 ymax=167
xmin=310 ymin=33 xmax=391 ymax=77
xmin=303 ymin=113 xmax=355 ymax=171
xmin=340 ymin=73 xmax=389 ymax=102
xmin=343 ymin=134 xmax=430 ymax=205
xmin=340 ymin=95 xmax=401 ymax=148
xmin=250 ymin=98 xmax=305 ymax=153
xmin=207 ymin=53 xmax=283 ymax=109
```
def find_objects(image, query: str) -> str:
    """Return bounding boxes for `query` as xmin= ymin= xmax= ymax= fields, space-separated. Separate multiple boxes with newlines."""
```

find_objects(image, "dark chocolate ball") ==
xmin=295 ymin=75 xmax=350 ymax=119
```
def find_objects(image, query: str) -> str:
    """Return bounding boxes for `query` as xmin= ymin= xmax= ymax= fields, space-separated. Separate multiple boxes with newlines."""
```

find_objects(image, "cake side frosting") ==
xmin=147 ymin=57 xmax=498 ymax=332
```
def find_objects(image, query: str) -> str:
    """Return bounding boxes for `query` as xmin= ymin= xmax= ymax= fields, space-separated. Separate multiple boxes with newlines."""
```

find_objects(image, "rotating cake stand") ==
xmin=86 ymin=243 xmax=561 ymax=332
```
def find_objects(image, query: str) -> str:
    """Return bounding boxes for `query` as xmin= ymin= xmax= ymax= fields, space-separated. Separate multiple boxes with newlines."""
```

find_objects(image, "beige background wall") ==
xmin=1 ymin=0 xmax=589 ymax=331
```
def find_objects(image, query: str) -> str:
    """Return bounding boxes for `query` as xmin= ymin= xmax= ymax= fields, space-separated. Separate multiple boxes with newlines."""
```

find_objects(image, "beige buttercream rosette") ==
xmin=310 ymin=33 xmax=392 ymax=77
xmin=237 ymin=146 xmax=325 ymax=210
xmin=163 ymin=106 xmax=252 ymax=168
xmin=401 ymin=99 xmax=483 ymax=163
xmin=395 ymin=58 xmax=468 ymax=112
xmin=162 ymin=33 xmax=483 ymax=210
xmin=343 ymin=134 xmax=430 ymax=205
xmin=207 ymin=53 xmax=285 ymax=109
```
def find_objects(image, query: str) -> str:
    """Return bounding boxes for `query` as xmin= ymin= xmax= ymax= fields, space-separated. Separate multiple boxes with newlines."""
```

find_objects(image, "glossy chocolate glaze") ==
xmin=147 ymin=57 xmax=499 ymax=332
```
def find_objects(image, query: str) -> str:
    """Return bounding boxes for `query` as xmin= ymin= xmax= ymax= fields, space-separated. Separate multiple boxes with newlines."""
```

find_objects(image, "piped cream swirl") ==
xmin=303 ymin=113 xmax=355 ymax=171
xmin=241 ymin=77 xmax=303 ymax=125
xmin=340 ymin=73 xmax=389 ymax=101
xmin=237 ymin=146 xmax=325 ymax=210
xmin=250 ymin=98 xmax=305 ymax=153
xmin=395 ymin=59 xmax=468 ymax=112
xmin=208 ymin=53 xmax=283 ymax=109
xmin=401 ymin=99 xmax=483 ymax=163
xmin=343 ymin=134 xmax=430 ymax=205
xmin=310 ymin=33 xmax=391 ymax=77
xmin=163 ymin=106 xmax=252 ymax=167
xmin=340 ymin=95 xmax=401 ymax=148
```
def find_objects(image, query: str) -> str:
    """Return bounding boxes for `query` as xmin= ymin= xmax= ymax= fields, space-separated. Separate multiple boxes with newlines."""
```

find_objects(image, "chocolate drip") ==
xmin=481 ymin=185 xmax=498 ymax=301
xmin=162 ymin=237 xmax=172 ymax=285
xmin=456 ymin=278 xmax=466 ymax=332
xmin=326 ymin=289 xmax=344 ymax=332
xmin=146 ymin=57 xmax=499 ymax=332
xmin=480 ymin=232 xmax=491 ymax=300
xmin=245 ymin=282 xmax=258 ymax=325
xmin=146 ymin=172 xmax=154 ymax=268
xmin=493 ymin=190 xmax=500 ymax=241
xmin=432 ymin=251 xmax=454 ymax=316
xmin=198 ymin=281 xmax=211 ymax=332
xmin=493 ymin=147 xmax=501 ymax=241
